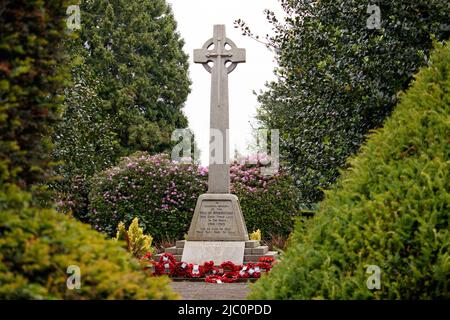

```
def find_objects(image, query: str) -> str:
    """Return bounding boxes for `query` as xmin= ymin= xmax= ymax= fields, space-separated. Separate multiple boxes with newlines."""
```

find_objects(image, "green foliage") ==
xmin=53 ymin=62 xmax=120 ymax=180
xmin=88 ymin=152 xmax=208 ymax=241
xmin=0 ymin=188 xmax=176 ymax=300
xmin=250 ymin=230 xmax=262 ymax=241
xmin=0 ymin=0 xmax=68 ymax=197
xmin=52 ymin=63 xmax=120 ymax=220
xmin=88 ymin=152 xmax=299 ymax=241
xmin=116 ymin=221 xmax=128 ymax=243
xmin=247 ymin=0 xmax=450 ymax=208
xmin=0 ymin=1 xmax=176 ymax=300
xmin=53 ymin=0 xmax=191 ymax=218
xmin=231 ymin=157 xmax=300 ymax=238
xmin=249 ymin=42 xmax=450 ymax=299
xmin=115 ymin=218 xmax=153 ymax=259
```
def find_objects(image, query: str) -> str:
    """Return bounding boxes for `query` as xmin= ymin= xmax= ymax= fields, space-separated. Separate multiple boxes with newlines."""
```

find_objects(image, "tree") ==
xmin=0 ymin=0 xmax=67 ymax=196
xmin=76 ymin=0 xmax=189 ymax=155
xmin=238 ymin=0 xmax=450 ymax=209
xmin=53 ymin=0 xmax=192 ymax=218
xmin=249 ymin=41 xmax=450 ymax=299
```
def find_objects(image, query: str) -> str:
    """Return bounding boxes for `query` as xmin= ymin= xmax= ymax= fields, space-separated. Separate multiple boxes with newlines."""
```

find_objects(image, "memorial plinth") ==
xmin=182 ymin=194 xmax=249 ymax=265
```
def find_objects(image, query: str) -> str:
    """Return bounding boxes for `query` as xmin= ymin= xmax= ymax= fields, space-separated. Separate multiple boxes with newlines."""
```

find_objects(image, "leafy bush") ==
xmin=250 ymin=230 xmax=262 ymax=241
xmin=55 ymin=175 xmax=92 ymax=222
xmin=0 ymin=189 xmax=176 ymax=300
xmin=88 ymin=152 xmax=208 ymax=241
xmin=242 ymin=0 xmax=450 ymax=208
xmin=249 ymin=41 xmax=450 ymax=299
xmin=88 ymin=152 xmax=299 ymax=241
xmin=231 ymin=156 xmax=300 ymax=238
xmin=116 ymin=217 xmax=153 ymax=259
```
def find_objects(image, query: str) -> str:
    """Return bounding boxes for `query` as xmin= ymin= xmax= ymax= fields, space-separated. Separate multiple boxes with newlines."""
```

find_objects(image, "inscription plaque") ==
xmin=187 ymin=194 xmax=249 ymax=241
xmin=196 ymin=200 xmax=238 ymax=237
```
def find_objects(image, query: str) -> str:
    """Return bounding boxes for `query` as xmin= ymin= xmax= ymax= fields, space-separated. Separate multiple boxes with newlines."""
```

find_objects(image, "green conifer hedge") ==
xmin=0 ymin=0 xmax=176 ymax=300
xmin=0 ymin=191 xmax=176 ymax=299
xmin=249 ymin=41 xmax=450 ymax=299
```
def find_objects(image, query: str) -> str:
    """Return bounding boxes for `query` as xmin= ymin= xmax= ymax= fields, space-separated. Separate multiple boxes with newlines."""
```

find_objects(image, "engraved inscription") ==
xmin=195 ymin=200 xmax=238 ymax=237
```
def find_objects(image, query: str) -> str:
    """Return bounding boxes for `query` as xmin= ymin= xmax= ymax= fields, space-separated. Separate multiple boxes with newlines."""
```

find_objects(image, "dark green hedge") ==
xmin=249 ymin=41 xmax=450 ymax=299
xmin=0 ymin=1 xmax=176 ymax=299
xmin=0 ymin=0 xmax=68 ymax=194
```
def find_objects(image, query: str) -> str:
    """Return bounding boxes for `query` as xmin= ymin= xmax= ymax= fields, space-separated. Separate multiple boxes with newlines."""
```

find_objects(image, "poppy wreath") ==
xmin=249 ymin=266 xmax=261 ymax=279
xmin=258 ymin=257 xmax=275 ymax=265
xmin=221 ymin=271 xmax=240 ymax=283
xmin=145 ymin=257 xmax=275 ymax=282
xmin=238 ymin=264 xmax=252 ymax=279
xmin=239 ymin=262 xmax=261 ymax=279
xmin=207 ymin=266 xmax=220 ymax=276
xmin=157 ymin=260 xmax=176 ymax=276
xmin=203 ymin=261 xmax=220 ymax=276
xmin=205 ymin=275 xmax=224 ymax=284
xmin=252 ymin=262 xmax=262 ymax=278
xmin=187 ymin=264 xmax=204 ymax=278
xmin=174 ymin=262 xmax=190 ymax=277
xmin=219 ymin=261 xmax=238 ymax=274
xmin=159 ymin=252 xmax=177 ymax=264
xmin=256 ymin=262 xmax=272 ymax=273
xmin=203 ymin=261 xmax=214 ymax=273
xmin=142 ymin=252 xmax=153 ymax=260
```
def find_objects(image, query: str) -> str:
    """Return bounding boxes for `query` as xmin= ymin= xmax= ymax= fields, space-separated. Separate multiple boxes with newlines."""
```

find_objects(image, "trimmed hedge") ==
xmin=0 ymin=1 xmax=176 ymax=300
xmin=249 ymin=41 xmax=450 ymax=299
xmin=0 ymin=188 xmax=176 ymax=299
xmin=88 ymin=153 xmax=299 ymax=241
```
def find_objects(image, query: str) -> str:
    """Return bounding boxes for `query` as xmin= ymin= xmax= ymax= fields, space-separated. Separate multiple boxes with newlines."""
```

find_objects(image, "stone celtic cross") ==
xmin=183 ymin=25 xmax=249 ymax=259
xmin=194 ymin=25 xmax=246 ymax=194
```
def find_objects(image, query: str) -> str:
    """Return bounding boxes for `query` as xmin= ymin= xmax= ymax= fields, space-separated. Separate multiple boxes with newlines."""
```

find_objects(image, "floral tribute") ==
xmin=141 ymin=253 xmax=276 ymax=284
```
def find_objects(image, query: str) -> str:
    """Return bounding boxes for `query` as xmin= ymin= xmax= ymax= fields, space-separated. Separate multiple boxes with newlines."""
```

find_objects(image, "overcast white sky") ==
xmin=166 ymin=0 xmax=284 ymax=165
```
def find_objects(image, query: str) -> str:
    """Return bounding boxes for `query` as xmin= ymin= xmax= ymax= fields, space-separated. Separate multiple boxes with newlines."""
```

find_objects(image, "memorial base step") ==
xmin=154 ymin=240 xmax=278 ymax=265
xmin=171 ymin=277 xmax=258 ymax=283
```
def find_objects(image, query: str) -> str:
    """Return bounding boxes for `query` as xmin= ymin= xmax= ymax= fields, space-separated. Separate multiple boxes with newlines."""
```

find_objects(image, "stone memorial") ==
xmin=182 ymin=24 xmax=248 ymax=265
xmin=157 ymin=25 xmax=277 ymax=266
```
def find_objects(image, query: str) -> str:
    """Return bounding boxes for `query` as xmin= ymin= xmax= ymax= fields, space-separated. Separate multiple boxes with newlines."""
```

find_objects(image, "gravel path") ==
xmin=170 ymin=281 xmax=251 ymax=300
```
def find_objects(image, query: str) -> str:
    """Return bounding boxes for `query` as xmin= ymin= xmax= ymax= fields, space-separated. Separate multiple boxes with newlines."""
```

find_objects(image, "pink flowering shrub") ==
xmin=88 ymin=152 xmax=208 ymax=240
xmin=231 ymin=155 xmax=300 ymax=238
xmin=88 ymin=152 xmax=299 ymax=241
